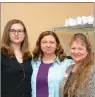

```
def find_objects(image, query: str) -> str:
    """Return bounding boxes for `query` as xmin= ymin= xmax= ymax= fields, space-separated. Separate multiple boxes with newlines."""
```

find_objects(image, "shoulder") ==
xmin=61 ymin=58 xmax=74 ymax=67
xmin=63 ymin=58 xmax=74 ymax=63
xmin=86 ymin=66 xmax=94 ymax=80
xmin=31 ymin=59 xmax=39 ymax=63
xmin=76 ymin=66 xmax=94 ymax=97
xmin=1 ymin=52 xmax=5 ymax=57
xmin=86 ymin=66 xmax=94 ymax=82
xmin=1 ymin=52 xmax=8 ymax=60
xmin=55 ymin=58 xmax=74 ymax=73
xmin=24 ymin=58 xmax=32 ymax=65
xmin=31 ymin=59 xmax=41 ymax=68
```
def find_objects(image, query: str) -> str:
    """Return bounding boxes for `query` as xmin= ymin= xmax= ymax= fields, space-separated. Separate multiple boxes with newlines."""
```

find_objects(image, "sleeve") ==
xmin=31 ymin=59 xmax=34 ymax=68
xmin=1 ymin=53 xmax=4 ymax=68
xmin=66 ymin=59 xmax=75 ymax=67
xmin=60 ymin=82 xmax=64 ymax=97
xmin=61 ymin=58 xmax=75 ymax=69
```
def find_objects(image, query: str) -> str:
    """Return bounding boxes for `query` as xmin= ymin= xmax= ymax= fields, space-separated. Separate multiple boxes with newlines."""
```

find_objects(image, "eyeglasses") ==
xmin=9 ymin=29 xmax=24 ymax=35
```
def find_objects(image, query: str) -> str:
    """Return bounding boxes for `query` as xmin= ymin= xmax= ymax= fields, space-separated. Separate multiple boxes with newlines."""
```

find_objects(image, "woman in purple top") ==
xmin=31 ymin=31 xmax=74 ymax=97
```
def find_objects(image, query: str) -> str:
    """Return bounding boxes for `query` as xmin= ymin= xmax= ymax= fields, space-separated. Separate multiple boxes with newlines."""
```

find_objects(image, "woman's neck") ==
xmin=72 ymin=62 xmax=80 ymax=73
xmin=11 ymin=43 xmax=21 ymax=52
xmin=11 ymin=43 xmax=23 ymax=63
xmin=42 ymin=54 xmax=56 ymax=64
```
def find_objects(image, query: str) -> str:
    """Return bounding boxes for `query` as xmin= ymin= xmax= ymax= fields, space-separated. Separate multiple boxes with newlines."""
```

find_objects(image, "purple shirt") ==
xmin=36 ymin=61 xmax=52 ymax=97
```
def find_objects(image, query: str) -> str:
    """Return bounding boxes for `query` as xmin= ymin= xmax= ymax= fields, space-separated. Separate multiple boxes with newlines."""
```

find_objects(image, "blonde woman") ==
xmin=60 ymin=33 xmax=94 ymax=97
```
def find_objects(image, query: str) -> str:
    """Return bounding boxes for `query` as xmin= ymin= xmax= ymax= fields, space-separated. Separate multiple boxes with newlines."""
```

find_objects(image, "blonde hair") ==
xmin=64 ymin=33 xmax=93 ymax=96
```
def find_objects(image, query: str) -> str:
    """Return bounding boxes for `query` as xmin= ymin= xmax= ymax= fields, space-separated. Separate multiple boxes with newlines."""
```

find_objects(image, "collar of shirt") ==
xmin=34 ymin=56 xmax=62 ymax=66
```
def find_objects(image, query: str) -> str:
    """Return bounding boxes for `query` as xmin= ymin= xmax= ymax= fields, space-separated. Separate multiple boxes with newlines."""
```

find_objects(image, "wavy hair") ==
xmin=64 ymin=33 xmax=93 ymax=96
xmin=1 ymin=19 xmax=32 ymax=60
xmin=33 ymin=31 xmax=66 ymax=61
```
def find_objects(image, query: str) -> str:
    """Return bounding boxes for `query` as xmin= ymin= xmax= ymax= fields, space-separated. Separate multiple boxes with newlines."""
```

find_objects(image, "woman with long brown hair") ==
xmin=60 ymin=33 xmax=94 ymax=97
xmin=1 ymin=19 xmax=33 ymax=97
xmin=31 ymin=31 xmax=74 ymax=97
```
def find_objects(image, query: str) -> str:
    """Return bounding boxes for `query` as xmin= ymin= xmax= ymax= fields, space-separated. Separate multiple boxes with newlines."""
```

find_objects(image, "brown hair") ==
xmin=1 ymin=19 xmax=32 ymax=60
xmin=64 ymin=33 xmax=93 ymax=96
xmin=33 ymin=31 xmax=66 ymax=61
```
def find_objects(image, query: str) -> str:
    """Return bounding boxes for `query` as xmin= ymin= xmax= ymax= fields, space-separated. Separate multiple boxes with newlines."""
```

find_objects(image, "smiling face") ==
xmin=40 ymin=35 xmax=57 ymax=55
xmin=70 ymin=39 xmax=88 ymax=64
xmin=9 ymin=23 xmax=25 ymax=44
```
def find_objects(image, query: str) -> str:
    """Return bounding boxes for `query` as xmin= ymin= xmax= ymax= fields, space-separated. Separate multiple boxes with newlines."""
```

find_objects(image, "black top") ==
xmin=1 ymin=53 xmax=33 ymax=97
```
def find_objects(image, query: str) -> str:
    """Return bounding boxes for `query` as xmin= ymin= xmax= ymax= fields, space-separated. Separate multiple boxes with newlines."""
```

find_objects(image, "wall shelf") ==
xmin=52 ymin=24 xmax=94 ymax=33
